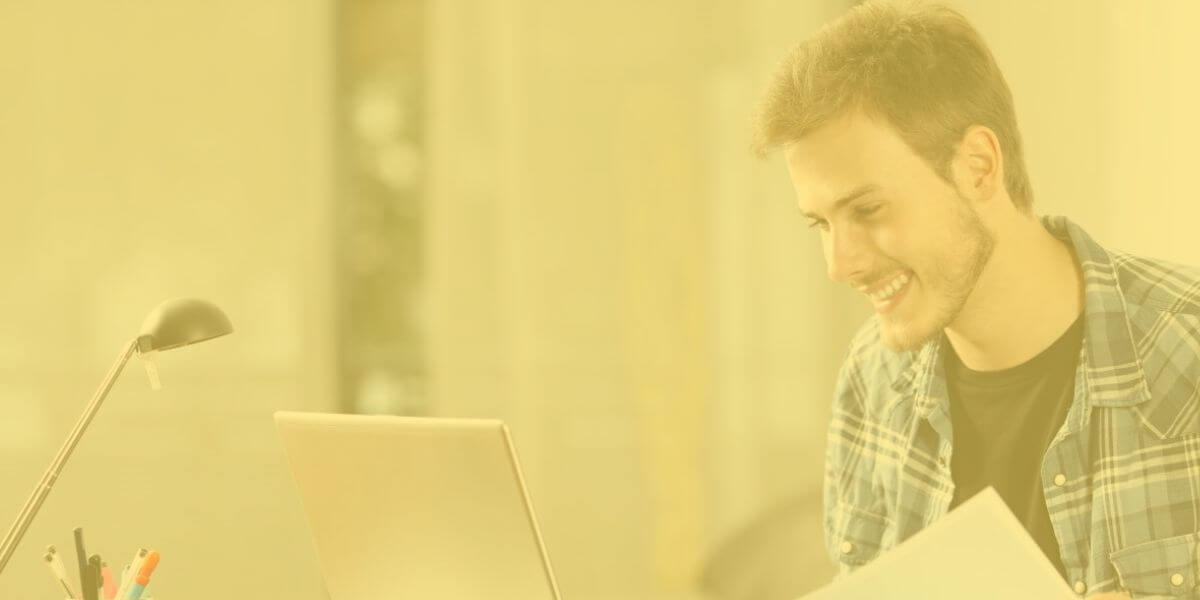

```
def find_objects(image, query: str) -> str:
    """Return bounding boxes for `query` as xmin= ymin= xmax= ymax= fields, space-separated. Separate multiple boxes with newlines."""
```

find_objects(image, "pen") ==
xmin=101 ymin=562 xmax=117 ymax=600
xmin=43 ymin=550 xmax=76 ymax=599
xmin=125 ymin=550 xmax=159 ymax=600
xmin=73 ymin=528 xmax=94 ymax=600
xmin=114 ymin=549 xmax=146 ymax=600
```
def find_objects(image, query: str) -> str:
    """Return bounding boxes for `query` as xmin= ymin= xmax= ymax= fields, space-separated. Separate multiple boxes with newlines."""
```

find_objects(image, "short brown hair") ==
xmin=752 ymin=0 xmax=1033 ymax=211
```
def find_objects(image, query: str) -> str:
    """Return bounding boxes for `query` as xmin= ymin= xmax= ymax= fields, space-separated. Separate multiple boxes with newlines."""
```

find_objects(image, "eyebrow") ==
xmin=799 ymin=184 xmax=879 ymax=220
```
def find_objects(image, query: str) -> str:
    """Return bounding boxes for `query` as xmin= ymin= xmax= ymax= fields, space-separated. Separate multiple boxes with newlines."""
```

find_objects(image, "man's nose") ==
xmin=824 ymin=227 xmax=867 ymax=284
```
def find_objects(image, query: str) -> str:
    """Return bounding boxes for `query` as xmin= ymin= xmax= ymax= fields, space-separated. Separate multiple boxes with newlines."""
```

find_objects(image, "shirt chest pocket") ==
xmin=1110 ymin=532 xmax=1198 ymax=597
xmin=829 ymin=504 xmax=893 ymax=569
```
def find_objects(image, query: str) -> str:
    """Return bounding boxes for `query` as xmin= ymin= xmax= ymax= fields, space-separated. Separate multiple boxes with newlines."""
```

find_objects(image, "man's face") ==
xmin=784 ymin=112 xmax=995 ymax=351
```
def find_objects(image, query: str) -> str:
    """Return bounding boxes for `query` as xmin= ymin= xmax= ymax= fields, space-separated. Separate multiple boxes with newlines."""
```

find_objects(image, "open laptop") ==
xmin=274 ymin=411 xmax=563 ymax=600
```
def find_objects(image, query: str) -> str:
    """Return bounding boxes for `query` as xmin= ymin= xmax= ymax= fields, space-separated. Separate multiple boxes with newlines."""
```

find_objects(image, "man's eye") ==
xmin=856 ymin=203 xmax=882 ymax=217
xmin=806 ymin=218 xmax=829 ymax=231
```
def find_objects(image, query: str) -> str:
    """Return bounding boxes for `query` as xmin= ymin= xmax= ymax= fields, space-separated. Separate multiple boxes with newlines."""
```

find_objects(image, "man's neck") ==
xmin=943 ymin=215 xmax=1085 ymax=372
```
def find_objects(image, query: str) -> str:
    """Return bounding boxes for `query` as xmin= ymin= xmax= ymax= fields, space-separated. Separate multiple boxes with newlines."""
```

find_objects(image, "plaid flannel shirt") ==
xmin=824 ymin=215 xmax=1200 ymax=598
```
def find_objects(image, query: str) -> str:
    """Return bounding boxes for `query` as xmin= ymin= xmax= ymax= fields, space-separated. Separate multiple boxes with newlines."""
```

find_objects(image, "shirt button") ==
xmin=839 ymin=541 xmax=854 ymax=555
xmin=1172 ymin=573 xmax=1185 ymax=586
xmin=1073 ymin=580 xmax=1086 ymax=595
xmin=1054 ymin=473 xmax=1067 ymax=486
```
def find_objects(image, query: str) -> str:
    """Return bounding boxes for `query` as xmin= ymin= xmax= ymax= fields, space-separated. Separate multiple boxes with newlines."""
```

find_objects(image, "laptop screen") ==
xmin=275 ymin=411 xmax=561 ymax=600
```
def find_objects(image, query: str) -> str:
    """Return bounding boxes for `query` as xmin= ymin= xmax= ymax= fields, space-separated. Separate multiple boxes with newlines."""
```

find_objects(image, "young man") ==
xmin=752 ymin=1 xmax=1200 ymax=598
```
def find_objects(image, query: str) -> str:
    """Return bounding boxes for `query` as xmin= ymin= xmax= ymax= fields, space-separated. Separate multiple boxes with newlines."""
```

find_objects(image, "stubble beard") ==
xmin=879 ymin=198 xmax=995 ymax=352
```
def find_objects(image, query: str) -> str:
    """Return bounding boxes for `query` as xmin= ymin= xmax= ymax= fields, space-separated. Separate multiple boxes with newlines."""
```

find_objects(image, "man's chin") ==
xmin=878 ymin=318 xmax=938 ymax=353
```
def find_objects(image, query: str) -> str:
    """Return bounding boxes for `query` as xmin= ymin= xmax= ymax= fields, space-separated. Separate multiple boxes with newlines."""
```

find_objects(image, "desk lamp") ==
xmin=0 ymin=298 xmax=233 ymax=575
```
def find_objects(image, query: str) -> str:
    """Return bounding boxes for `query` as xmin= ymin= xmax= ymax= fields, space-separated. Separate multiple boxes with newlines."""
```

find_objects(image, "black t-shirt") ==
xmin=945 ymin=313 xmax=1084 ymax=579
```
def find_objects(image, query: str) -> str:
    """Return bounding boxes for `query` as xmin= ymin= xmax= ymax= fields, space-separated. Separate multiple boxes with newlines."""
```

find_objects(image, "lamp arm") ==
xmin=0 ymin=338 xmax=139 ymax=576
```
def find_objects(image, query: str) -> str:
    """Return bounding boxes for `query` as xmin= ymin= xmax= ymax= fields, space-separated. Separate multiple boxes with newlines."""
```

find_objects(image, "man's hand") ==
xmin=1086 ymin=593 xmax=1131 ymax=599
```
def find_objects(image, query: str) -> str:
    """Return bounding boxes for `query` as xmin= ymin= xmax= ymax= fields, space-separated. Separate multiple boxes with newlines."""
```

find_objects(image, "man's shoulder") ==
xmin=1105 ymin=251 xmax=1200 ymax=436
xmin=1108 ymin=250 xmax=1200 ymax=317
xmin=1107 ymin=250 xmax=1200 ymax=358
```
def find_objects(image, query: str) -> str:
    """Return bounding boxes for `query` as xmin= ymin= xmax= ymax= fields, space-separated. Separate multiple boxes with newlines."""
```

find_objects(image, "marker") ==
xmin=43 ymin=551 xmax=77 ymax=599
xmin=126 ymin=551 xmax=159 ymax=600
xmin=101 ymin=563 xmax=117 ymax=599
xmin=73 ymin=528 xmax=95 ymax=600
xmin=113 ymin=549 xmax=147 ymax=600
xmin=88 ymin=555 xmax=102 ymax=600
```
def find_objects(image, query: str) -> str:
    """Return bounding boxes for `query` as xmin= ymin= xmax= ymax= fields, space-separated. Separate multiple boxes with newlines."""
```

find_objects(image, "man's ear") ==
xmin=952 ymin=125 xmax=1003 ymax=202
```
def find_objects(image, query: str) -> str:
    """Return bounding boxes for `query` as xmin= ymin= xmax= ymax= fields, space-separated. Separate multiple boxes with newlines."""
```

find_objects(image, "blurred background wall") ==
xmin=0 ymin=1 xmax=1197 ymax=599
xmin=0 ymin=1 xmax=335 ymax=598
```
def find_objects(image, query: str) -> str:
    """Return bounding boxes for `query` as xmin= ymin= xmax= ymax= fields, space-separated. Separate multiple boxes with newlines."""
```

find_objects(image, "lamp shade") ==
xmin=137 ymin=298 xmax=234 ymax=353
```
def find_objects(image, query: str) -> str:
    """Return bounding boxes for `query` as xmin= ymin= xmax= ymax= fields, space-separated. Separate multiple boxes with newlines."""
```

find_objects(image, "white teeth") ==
xmin=870 ymin=272 xmax=910 ymax=301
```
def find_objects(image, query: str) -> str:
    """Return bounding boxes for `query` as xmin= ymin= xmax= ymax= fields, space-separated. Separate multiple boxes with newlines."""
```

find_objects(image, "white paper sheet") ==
xmin=802 ymin=487 xmax=1077 ymax=600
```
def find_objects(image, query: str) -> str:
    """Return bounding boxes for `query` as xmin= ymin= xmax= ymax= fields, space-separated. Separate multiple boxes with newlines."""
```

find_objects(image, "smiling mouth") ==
xmin=861 ymin=271 xmax=910 ymax=301
xmin=856 ymin=272 xmax=914 ymax=316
